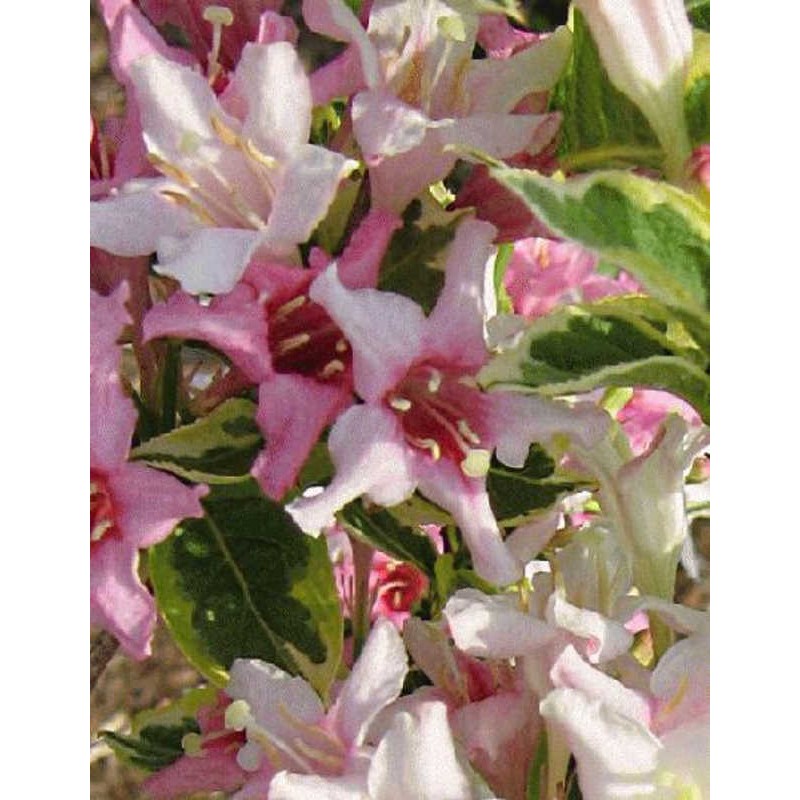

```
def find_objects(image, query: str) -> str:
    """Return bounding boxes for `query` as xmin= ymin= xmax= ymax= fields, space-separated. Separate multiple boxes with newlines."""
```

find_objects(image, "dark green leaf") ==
xmin=131 ymin=398 xmax=263 ymax=484
xmin=487 ymin=444 xmax=583 ymax=522
xmin=685 ymin=0 xmax=710 ymax=31
xmin=378 ymin=201 xmax=456 ymax=313
xmin=489 ymin=167 xmax=710 ymax=314
xmin=100 ymin=719 xmax=199 ymax=772
xmin=150 ymin=487 xmax=343 ymax=699
xmin=339 ymin=501 xmax=438 ymax=578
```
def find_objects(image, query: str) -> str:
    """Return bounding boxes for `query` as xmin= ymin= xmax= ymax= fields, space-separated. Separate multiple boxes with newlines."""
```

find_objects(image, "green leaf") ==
xmin=339 ymin=501 xmax=438 ymax=578
xmin=550 ymin=10 xmax=662 ymax=174
xmin=378 ymin=200 xmax=456 ymax=313
xmin=489 ymin=167 xmax=710 ymax=314
xmin=131 ymin=398 xmax=263 ymax=484
xmin=100 ymin=719 xmax=199 ymax=772
xmin=494 ymin=242 xmax=515 ymax=315
xmin=487 ymin=444 xmax=584 ymax=523
xmin=150 ymin=487 xmax=343 ymax=699
xmin=480 ymin=297 xmax=710 ymax=422
xmin=685 ymin=31 xmax=710 ymax=146
xmin=685 ymin=0 xmax=710 ymax=31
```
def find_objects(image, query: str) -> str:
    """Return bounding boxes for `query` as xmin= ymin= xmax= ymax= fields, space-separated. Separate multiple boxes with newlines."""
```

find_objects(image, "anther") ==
xmin=460 ymin=448 xmax=491 ymax=478
xmin=273 ymin=295 xmax=307 ymax=321
xmin=276 ymin=333 xmax=311 ymax=356
xmin=389 ymin=396 xmax=412 ymax=412
xmin=147 ymin=153 xmax=198 ymax=188
xmin=427 ymin=368 xmax=442 ymax=393
xmin=335 ymin=339 xmax=348 ymax=354
xmin=225 ymin=699 xmax=253 ymax=732
xmin=210 ymin=114 xmax=241 ymax=148
xmin=410 ymin=437 xmax=441 ymax=461
xmin=181 ymin=732 xmax=204 ymax=757
xmin=457 ymin=419 xmax=481 ymax=445
xmin=319 ymin=359 xmax=345 ymax=379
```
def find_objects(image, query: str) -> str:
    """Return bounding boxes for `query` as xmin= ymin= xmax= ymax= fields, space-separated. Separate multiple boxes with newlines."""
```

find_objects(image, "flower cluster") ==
xmin=90 ymin=0 xmax=710 ymax=797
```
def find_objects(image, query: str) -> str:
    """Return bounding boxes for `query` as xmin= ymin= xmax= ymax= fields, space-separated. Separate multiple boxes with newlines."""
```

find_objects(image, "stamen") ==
xmin=91 ymin=519 xmax=114 ymax=542
xmin=409 ymin=437 xmax=441 ymax=461
xmin=335 ymin=339 xmax=348 ymax=354
xmin=147 ymin=153 xmax=198 ymax=188
xmin=389 ymin=396 xmax=413 ymax=412
xmin=457 ymin=419 xmax=481 ymax=445
xmin=275 ymin=704 xmax=346 ymax=755
xmin=536 ymin=239 xmax=551 ymax=269
xmin=273 ymin=295 xmax=307 ymax=321
xmin=203 ymin=6 xmax=235 ymax=85
xmin=159 ymin=189 xmax=218 ymax=225
xmin=276 ymin=333 xmax=311 ymax=355
xmin=460 ymin=448 xmax=491 ymax=478
xmin=242 ymin=138 xmax=278 ymax=169
xmin=291 ymin=737 xmax=345 ymax=769
xmin=210 ymin=114 xmax=242 ymax=148
xmin=427 ymin=368 xmax=442 ymax=393
xmin=319 ymin=359 xmax=345 ymax=379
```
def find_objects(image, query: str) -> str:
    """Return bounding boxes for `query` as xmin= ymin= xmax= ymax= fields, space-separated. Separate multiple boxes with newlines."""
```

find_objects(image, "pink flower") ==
xmin=617 ymin=389 xmax=702 ymax=456
xmin=688 ymin=144 xmax=710 ymax=190
xmin=91 ymin=284 xmax=207 ymax=659
xmin=303 ymin=0 xmax=570 ymax=212
xmin=288 ymin=219 xmax=611 ymax=585
xmin=91 ymin=41 xmax=358 ymax=294
xmin=503 ymin=236 xmax=641 ymax=319
xmin=142 ymin=209 xmax=401 ymax=499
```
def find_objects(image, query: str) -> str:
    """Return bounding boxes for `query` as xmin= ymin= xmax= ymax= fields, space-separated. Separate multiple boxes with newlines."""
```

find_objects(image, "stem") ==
xmin=350 ymin=535 xmax=374 ymax=663
xmin=160 ymin=341 xmax=181 ymax=433
xmin=90 ymin=630 xmax=119 ymax=691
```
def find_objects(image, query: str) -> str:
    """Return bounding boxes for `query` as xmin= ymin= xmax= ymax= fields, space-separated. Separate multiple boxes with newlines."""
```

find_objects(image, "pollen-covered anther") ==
xmin=410 ymin=437 xmax=442 ymax=461
xmin=427 ymin=368 xmax=443 ymax=393
xmin=460 ymin=448 xmax=491 ymax=478
xmin=276 ymin=333 xmax=311 ymax=356
xmin=181 ymin=732 xmax=204 ymax=757
xmin=224 ymin=699 xmax=253 ymax=732
xmin=148 ymin=153 xmax=198 ymax=188
xmin=273 ymin=294 xmax=307 ymax=321
xmin=319 ymin=359 xmax=345 ymax=379
xmin=335 ymin=338 xmax=348 ymax=354
xmin=457 ymin=418 xmax=481 ymax=445
xmin=210 ymin=114 xmax=242 ymax=148
xmin=389 ymin=396 xmax=412 ymax=412
xmin=203 ymin=5 xmax=234 ymax=26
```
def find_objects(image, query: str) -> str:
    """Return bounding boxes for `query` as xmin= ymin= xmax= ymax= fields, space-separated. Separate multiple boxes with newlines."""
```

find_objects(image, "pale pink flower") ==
xmin=540 ymin=605 xmax=709 ymax=799
xmin=91 ymin=284 xmax=207 ymax=659
xmin=91 ymin=42 xmax=358 ymax=294
xmin=142 ymin=208 xmax=400 ymax=499
xmin=288 ymin=219 xmax=611 ymax=585
xmin=303 ymin=0 xmax=570 ymax=212
xmin=503 ymin=237 xmax=641 ymax=319
xmin=617 ymin=388 xmax=702 ymax=456
xmin=688 ymin=144 xmax=710 ymax=190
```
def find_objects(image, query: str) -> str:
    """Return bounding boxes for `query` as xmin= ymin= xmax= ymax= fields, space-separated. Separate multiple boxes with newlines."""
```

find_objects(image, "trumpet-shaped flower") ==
xmin=572 ymin=0 xmax=693 ymax=180
xmin=91 ymin=285 xmax=207 ymax=659
xmin=540 ymin=606 xmax=709 ymax=800
xmin=143 ymin=208 xmax=400 ymax=499
xmin=304 ymin=0 xmax=570 ymax=212
xmin=288 ymin=219 xmax=611 ymax=585
xmin=91 ymin=41 xmax=358 ymax=294
xmin=221 ymin=618 xmax=409 ymax=797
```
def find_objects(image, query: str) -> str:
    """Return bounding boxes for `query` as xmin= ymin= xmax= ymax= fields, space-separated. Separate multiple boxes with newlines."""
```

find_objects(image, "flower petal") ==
xmin=110 ymin=462 xmax=207 ymax=549
xmin=90 ymin=181 xmax=199 ymax=257
xmin=268 ymin=770 xmax=368 ymax=800
xmin=368 ymin=702 xmax=473 ymax=800
xmin=424 ymin=218 xmax=496 ymax=368
xmin=234 ymin=42 xmax=312 ymax=157
xmin=336 ymin=208 xmax=403 ymax=289
xmin=251 ymin=374 xmax=352 ymax=500
xmin=288 ymin=405 xmax=417 ymax=535
xmin=155 ymin=228 xmax=261 ymax=294
xmin=90 ymin=541 xmax=155 ymax=660
xmin=330 ymin=618 xmax=408 ymax=747
xmin=444 ymin=589 xmax=560 ymax=660
xmin=310 ymin=265 xmax=426 ymax=402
